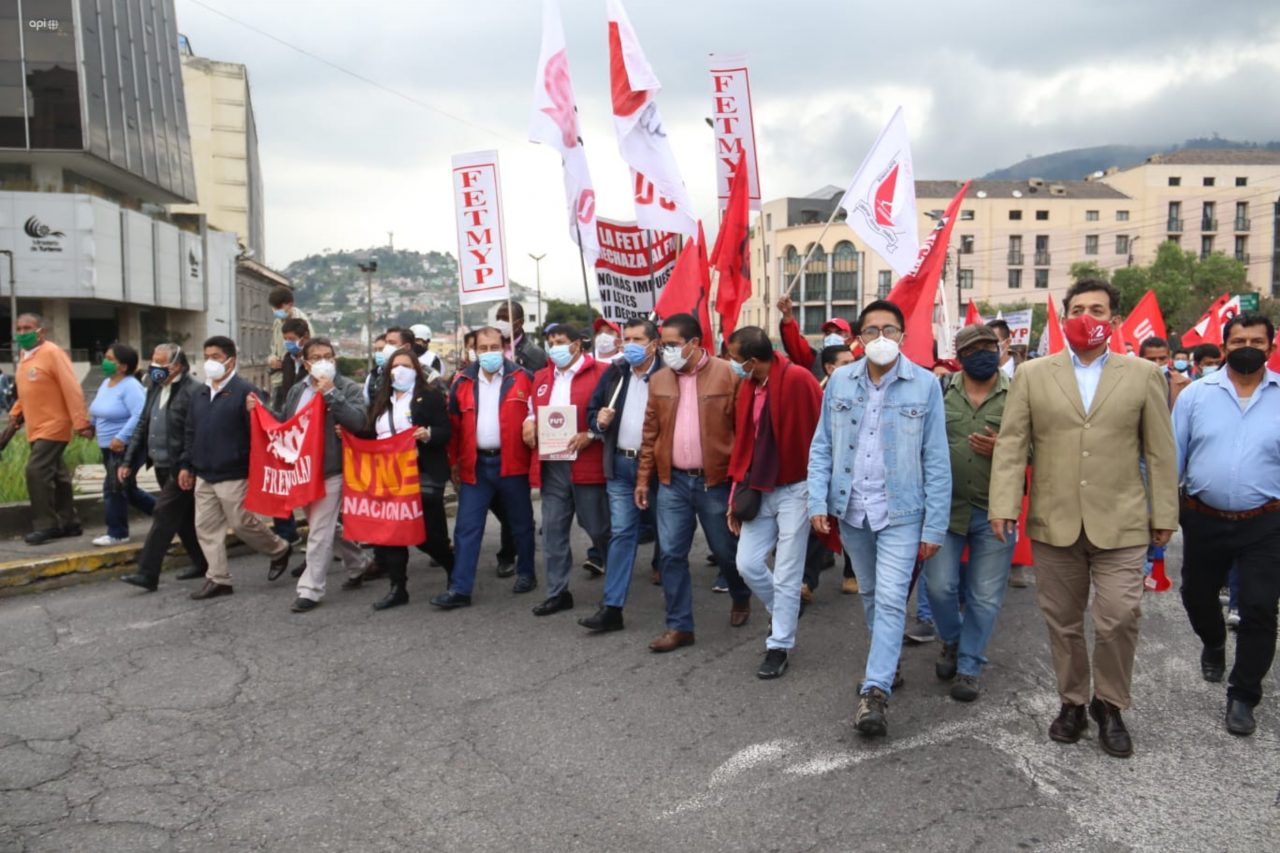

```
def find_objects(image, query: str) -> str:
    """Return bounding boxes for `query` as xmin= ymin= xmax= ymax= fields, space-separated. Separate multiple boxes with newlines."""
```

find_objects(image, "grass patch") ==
xmin=0 ymin=436 xmax=102 ymax=503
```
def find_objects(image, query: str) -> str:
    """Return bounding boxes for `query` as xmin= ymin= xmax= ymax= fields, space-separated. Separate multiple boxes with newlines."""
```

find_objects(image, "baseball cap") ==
xmin=822 ymin=318 xmax=852 ymax=335
xmin=593 ymin=317 xmax=620 ymax=336
xmin=954 ymin=323 xmax=999 ymax=353
xmin=410 ymin=323 xmax=431 ymax=341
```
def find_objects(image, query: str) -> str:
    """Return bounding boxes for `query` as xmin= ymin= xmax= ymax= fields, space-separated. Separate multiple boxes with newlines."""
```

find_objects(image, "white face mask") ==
xmin=309 ymin=359 xmax=336 ymax=382
xmin=864 ymin=337 xmax=900 ymax=367
xmin=661 ymin=344 xmax=689 ymax=371
xmin=595 ymin=333 xmax=619 ymax=358
xmin=204 ymin=359 xmax=227 ymax=382
xmin=823 ymin=334 xmax=846 ymax=349
xmin=391 ymin=365 xmax=417 ymax=392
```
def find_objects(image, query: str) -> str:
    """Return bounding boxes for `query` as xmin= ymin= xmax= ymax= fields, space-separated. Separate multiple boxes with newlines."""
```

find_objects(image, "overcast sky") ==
xmin=175 ymin=0 xmax=1280 ymax=299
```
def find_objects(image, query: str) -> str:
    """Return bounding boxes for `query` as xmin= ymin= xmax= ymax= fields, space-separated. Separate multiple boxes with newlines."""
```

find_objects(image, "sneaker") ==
xmin=582 ymin=558 xmax=605 ymax=577
xmin=855 ymin=687 xmax=889 ymax=736
xmin=1218 ymin=588 xmax=1230 ymax=606
xmin=1226 ymin=608 xmax=1241 ymax=629
xmin=757 ymin=649 xmax=789 ymax=680
xmin=950 ymin=674 xmax=980 ymax=702
xmin=800 ymin=583 xmax=813 ymax=604
xmin=1009 ymin=565 xmax=1030 ymax=588
xmin=936 ymin=641 xmax=958 ymax=680
xmin=711 ymin=579 xmax=729 ymax=594
xmin=904 ymin=618 xmax=936 ymax=644
xmin=92 ymin=534 xmax=129 ymax=546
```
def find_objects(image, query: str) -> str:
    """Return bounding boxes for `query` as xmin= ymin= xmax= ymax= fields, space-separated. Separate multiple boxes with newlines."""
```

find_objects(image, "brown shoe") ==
xmin=1009 ymin=565 xmax=1030 ymax=588
xmin=648 ymin=629 xmax=695 ymax=653
xmin=190 ymin=580 xmax=233 ymax=600
xmin=650 ymin=568 xmax=662 ymax=586
xmin=730 ymin=598 xmax=751 ymax=627
xmin=842 ymin=576 xmax=860 ymax=594
xmin=800 ymin=583 xmax=814 ymax=604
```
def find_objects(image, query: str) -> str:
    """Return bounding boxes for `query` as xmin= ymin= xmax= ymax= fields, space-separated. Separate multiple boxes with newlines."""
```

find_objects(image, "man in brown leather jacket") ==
xmin=636 ymin=313 xmax=752 ymax=652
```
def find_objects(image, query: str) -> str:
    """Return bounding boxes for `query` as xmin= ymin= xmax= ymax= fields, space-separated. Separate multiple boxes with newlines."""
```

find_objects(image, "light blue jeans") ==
xmin=839 ymin=518 xmax=922 ymax=695
xmin=736 ymin=482 xmax=809 ymax=651
xmin=923 ymin=506 xmax=1016 ymax=677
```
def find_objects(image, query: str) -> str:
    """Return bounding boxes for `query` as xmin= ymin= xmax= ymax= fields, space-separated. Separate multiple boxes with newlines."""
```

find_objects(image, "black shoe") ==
xmin=373 ymin=584 xmax=409 ymax=611
xmin=1088 ymin=696 xmax=1133 ymax=758
xmin=176 ymin=565 xmax=205 ymax=581
xmin=1225 ymin=698 xmax=1256 ymax=736
xmin=190 ymin=580 xmax=233 ymax=600
xmin=892 ymin=666 xmax=904 ymax=690
xmin=936 ymin=641 xmax=958 ymax=680
xmin=1048 ymin=703 xmax=1088 ymax=744
xmin=340 ymin=575 xmax=363 ymax=591
xmin=361 ymin=561 xmax=387 ymax=581
xmin=578 ymin=605 xmax=624 ymax=633
xmin=532 ymin=591 xmax=574 ymax=616
xmin=512 ymin=574 xmax=538 ymax=594
xmin=24 ymin=528 xmax=60 ymax=546
xmin=950 ymin=674 xmax=980 ymax=702
xmin=1200 ymin=644 xmax=1226 ymax=683
xmin=57 ymin=524 xmax=83 ymax=539
xmin=757 ymin=649 xmax=789 ymax=680
xmin=496 ymin=559 xmax=516 ymax=579
xmin=582 ymin=558 xmax=604 ymax=577
xmin=119 ymin=573 xmax=157 ymax=592
xmin=291 ymin=597 xmax=319 ymax=613
xmin=267 ymin=544 xmax=292 ymax=581
xmin=430 ymin=591 xmax=472 ymax=609
xmin=290 ymin=562 xmax=306 ymax=579
xmin=855 ymin=687 xmax=888 ymax=736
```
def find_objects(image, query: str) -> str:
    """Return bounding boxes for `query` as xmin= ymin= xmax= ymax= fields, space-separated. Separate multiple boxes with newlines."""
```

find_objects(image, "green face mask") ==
xmin=14 ymin=331 xmax=38 ymax=350
xmin=100 ymin=359 xmax=118 ymax=377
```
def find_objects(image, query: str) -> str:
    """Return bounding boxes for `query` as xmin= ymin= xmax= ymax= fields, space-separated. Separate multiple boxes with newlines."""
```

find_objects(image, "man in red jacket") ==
xmin=726 ymin=327 xmax=824 ymax=679
xmin=523 ymin=323 xmax=611 ymax=616
xmin=776 ymin=295 xmax=855 ymax=375
xmin=435 ymin=327 xmax=538 ymax=608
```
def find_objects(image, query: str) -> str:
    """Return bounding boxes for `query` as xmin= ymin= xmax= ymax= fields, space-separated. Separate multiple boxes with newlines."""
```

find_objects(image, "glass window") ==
xmin=1085 ymin=235 xmax=1098 ymax=255
xmin=960 ymin=210 xmax=975 ymax=221
xmin=959 ymin=235 xmax=974 ymax=254
xmin=831 ymin=241 xmax=857 ymax=300
xmin=24 ymin=0 xmax=83 ymax=150
xmin=1117 ymin=210 xmax=1130 ymax=221
xmin=1234 ymin=235 xmax=1247 ymax=262
xmin=1116 ymin=235 xmax=1130 ymax=255
xmin=1035 ymin=210 xmax=1049 ymax=221
xmin=1203 ymin=177 xmax=1215 ymax=187
xmin=765 ymin=213 xmax=772 ymax=231
xmin=0 ymin=1 xmax=25 ymax=148
xmin=1235 ymin=176 xmax=1247 ymax=187
xmin=1168 ymin=176 xmax=1181 ymax=187
xmin=877 ymin=270 xmax=892 ymax=299
xmin=1086 ymin=210 xmax=1099 ymax=221
xmin=802 ymin=244 xmax=826 ymax=303
xmin=1008 ymin=269 xmax=1022 ymax=289
xmin=1201 ymin=235 xmax=1213 ymax=259
xmin=959 ymin=269 xmax=973 ymax=290
xmin=1034 ymin=269 xmax=1049 ymax=289
xmin=1009 ymin=210 xmax=1022 ymax=221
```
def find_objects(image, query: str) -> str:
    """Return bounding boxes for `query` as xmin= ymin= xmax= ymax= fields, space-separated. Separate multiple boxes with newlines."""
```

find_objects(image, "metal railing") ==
xmin=1235 ymin=218 xmax=1251 ymax=231
xmin=1007 ymin=251 xmax=1024 ymax=266
xmin=1201 ymin=218 xmax=1218 ymax=232
xmin=1167 ymin=218 xmax=1183 ymax=232
xmin=1034 ymin=251 xmax=1051 ymax=266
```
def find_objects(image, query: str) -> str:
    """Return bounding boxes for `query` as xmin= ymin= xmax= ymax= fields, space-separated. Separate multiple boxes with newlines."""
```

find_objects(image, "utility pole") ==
xmin=0 ymin=249 xmax=14 ymax=377
xmin=357 ymin=259 xmax=378 ymax=368
xmin=528 ymin=252 xmax=545 ymax=327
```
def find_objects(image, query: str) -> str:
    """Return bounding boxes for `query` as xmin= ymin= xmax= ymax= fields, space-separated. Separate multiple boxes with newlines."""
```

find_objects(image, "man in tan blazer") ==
xmin=990 ymin=279 xmax=1178 ymax=759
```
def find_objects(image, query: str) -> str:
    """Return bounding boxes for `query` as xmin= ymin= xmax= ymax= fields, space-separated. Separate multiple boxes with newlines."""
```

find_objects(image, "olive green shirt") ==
xmin=943 ymin=370 xmax=1010 ymax=535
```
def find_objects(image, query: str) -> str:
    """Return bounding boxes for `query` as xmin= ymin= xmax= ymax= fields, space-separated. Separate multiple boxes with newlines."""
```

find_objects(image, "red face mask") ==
xmin=1063 ymin=314 xmax=1112 ymax=351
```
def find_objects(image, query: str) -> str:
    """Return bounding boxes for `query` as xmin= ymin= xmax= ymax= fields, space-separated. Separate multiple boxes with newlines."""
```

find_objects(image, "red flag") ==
xmin=1267 ymin=334 xmax=1280 ymax=373
xmin=1109 ymin=327 xmax=1127 ymax=354
xmin=340 ymin=430 xmax=426 ymax=546
xmin=885 ymin=181 xmax=970 ymax=367
xmin=711 ymin=156 xmax=751 ymax=341
xmin=1045 ymin=293 xmax=1065 ymax=355
xmin=655 ymin=223 xmax=714 ymax=346
xmin=245 ymin=394 xmax=327 ymax=515
xmin=964 ymin=300 xmax=982 ymax=326
xmin=1119 ymin=289 xmax=1168 ymax=351
xmin=1180 ymin=293 xmax=1234 ymax=347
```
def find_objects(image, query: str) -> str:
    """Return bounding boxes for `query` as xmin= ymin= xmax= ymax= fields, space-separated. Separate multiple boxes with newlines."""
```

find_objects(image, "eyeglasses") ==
xmin=859 ymin=325 xmax=903 ymax=341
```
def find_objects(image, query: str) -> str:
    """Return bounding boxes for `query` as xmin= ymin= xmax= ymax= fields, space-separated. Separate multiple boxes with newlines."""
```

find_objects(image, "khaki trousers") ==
xmin=194 ymin=478 xmax=287 ymax=587
xmin=1032 ymin=533 xmax=1146 ymax=708
xmin=26 ymin=439 xmax=77 ymax=531
xmin=296 ymin=474 xmax=372 ymax=602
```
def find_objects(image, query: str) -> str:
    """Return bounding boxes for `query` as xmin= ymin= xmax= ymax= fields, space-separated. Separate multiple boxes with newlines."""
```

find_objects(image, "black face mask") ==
xmin=1226 ymin=345 xmax=1267 ymax=375
xmin=411 ymin=342 xmax=427 ymax=357
xmin=959 ymin=349 xmax=1000 ymax=381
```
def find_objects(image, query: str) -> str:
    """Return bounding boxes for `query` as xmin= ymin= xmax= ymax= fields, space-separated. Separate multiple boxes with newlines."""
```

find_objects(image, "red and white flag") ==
xmin=529 ymin=0 xmax=599 ymax=264
xmin=451 ymin=151 xmax=511 ymax=306
xmin=1181 ymin=293 xmax=1239 ymax=347
xmin=839 ymin=107 xmax=920 ymax=278
xmin=710 ymin=156 xmax=751 ymax=340
xmin=708 ymin=54 xmax=762 ymax=210
xmin=1118 ymin=289 xmax=1167 ymax=351
xmin=607 ymin=0 xmax=696 ymax=236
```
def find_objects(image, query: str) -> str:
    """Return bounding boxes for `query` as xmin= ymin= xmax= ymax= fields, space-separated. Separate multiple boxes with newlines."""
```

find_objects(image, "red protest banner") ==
xmin=340 ymin=430 xmax=425 ymax=547
xmin=244 ymin=394 xmax=326 ymax=515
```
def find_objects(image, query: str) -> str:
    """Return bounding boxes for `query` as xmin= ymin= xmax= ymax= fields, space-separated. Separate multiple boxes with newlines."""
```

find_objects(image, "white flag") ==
xmin=838 ymin=107 xmax=920 ymax=278
xmin=606 ymin=0 xmax=696 ymax=236
xmin=529 ymin=0 xmax=599 ymax=265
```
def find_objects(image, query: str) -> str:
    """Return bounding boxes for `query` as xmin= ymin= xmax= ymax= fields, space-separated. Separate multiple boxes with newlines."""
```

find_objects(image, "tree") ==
xmin=1069 ymin=261 xmax=1111 ymax=284
xmin=1122 ymin=241 xmax=1248 ymax=335
xmin=542 ymin=298 xmax=599 ymax=331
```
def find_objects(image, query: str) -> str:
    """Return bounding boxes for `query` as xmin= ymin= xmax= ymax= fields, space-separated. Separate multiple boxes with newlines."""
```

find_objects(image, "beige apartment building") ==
xmin=744 ymin=149 xmax=1280 ymax=336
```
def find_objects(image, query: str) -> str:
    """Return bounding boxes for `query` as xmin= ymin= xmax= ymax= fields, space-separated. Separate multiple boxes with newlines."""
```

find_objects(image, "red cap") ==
xmin=593 ymin=317 xmax=620 ymax=335
xmin=822 ymin=318 xmax=852 ymax=335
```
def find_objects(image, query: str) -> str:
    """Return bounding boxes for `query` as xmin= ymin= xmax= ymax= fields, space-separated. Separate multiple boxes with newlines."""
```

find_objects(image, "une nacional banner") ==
xmin=451 ymin=150 xmax=511 ymax=306
xmin=340 ymin=430 xmax=426 ymax=547
xmin=594 ymin=217 xmax=678 ymax=322
xmin=245 ymin=394 xmax=327 ymax=515
xmin=707 ymin=54 xmax=762 ymax=211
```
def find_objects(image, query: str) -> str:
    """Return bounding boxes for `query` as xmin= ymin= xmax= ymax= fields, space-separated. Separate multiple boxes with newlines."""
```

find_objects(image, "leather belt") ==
xmin=674 ymin=467 xmax=706 ymax=478
xmin=476 ymin=448 xmax=501 ymax=457
xmin=616 ymin=448 xmax=640 ymax=458
xmin=1182 ymin=494 xmax=1280 ymax=522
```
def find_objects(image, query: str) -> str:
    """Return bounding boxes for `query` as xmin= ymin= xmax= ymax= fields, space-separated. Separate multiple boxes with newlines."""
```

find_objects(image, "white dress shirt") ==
xmin=476 ymin=368 xmax=504 ymax=450
xmin=375 ymin=389 xmax=413 ymax=439
xmin=549 ymin=356 xmax=583 ymax=406
xmin=1070 ymin=349 xmax=1109 ymax=413
xmin=616 ymin=369 xmax=651 ymax=452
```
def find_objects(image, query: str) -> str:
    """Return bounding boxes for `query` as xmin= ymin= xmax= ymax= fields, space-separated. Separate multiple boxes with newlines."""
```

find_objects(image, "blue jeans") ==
xmin=101 ymin=449 xmax=155 ymax=539
xmin=737 ymin=482 xmax=809 ymax=650
xmin=656 ymin=471 xmax=750 ymax=632
xmin=603 ymin=453 xmax=660 ymax=608
xmin=840 ymin=518 xmax=921 ymax=695
xmin=923 ymin=506 xmax=1016 ymax=677
xmin=915 ymin=571 xmax=933 ymax=622
xmin=450 ymin=454 xmax=535 ymax=596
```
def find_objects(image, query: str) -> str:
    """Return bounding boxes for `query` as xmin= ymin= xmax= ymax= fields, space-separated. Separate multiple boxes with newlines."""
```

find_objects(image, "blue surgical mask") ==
xmin=1201 ymin=365 xmax=1219 ymax=376
xmin=622 ymin=343 xmax=650 ymax=366
xmin=478 ymin=352 xmax=503 ymax=374
xmin=1173 ymin=359 xmax=1188 ymax=372
xmin=273 ymin=309 xmax=288 ymax=320
xmin=729 ymin=359 xmax=750 ymax=379
xmin=823 ymin=334 xmax=845 ymax=348
xmin=373 ymin=350 xmax=387 ymax=367
xmin=549 ymin=344 xmax=574 ymax=368
xmin=284 ymin=340 xmax=301 ymax=355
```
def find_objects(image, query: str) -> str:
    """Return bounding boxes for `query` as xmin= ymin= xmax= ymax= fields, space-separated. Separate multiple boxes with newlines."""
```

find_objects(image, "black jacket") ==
xmin=124 ymin=372 xmax=199 ymax=472
xmin=365 ymin=385 xmax=452 ymax=488
xmin=514 ymin=335 xmax=548 ymax=373
xmin=180 ymin=374 xmax=265 ymax=483
xmin=587 ymin=357 xmax=661 ymax=480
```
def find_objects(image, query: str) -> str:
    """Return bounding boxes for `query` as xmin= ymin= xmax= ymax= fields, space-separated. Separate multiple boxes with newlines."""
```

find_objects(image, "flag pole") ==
xmin=783 ymin=201 xmax=842 ymax=298
xmin=574 ymin=220 xmax=593 ymax=309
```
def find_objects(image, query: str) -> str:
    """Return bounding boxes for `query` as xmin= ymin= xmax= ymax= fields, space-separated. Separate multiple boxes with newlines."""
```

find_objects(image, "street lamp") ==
xmin=357 ymin=258 xmax=378 ymax=368
xmin=528 ymin=252 xmax=545 ymax=327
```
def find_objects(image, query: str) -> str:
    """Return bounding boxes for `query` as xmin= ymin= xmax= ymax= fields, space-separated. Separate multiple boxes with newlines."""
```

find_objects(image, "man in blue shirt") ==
xmin=1174 ymin=313 xmax=1280 ymax=737
xmin=808 ymin=300 xmax=951 ymax=738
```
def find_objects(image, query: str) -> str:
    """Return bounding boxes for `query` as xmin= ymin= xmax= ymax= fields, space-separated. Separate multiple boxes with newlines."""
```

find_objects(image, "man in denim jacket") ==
xmin=808 ymin=300 xmax=952 ymax=738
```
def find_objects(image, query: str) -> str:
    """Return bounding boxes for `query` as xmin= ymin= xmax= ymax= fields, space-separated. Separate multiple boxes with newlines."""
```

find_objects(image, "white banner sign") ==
xmin=1003 ymin=308 xmax=1033 ymax=347
xmin=708 ymin=54 xmax=761 ymax=211
xmin=451 ymin=151 xmax=511 ymax=307
xmin=594 ymin=217 xmax=678 ymax=323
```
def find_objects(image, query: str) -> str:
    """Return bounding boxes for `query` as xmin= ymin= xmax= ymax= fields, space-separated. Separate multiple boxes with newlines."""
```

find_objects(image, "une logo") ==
xmin=547 ymin=412 xmax=566 ymax=430
xmin=28 ymin=19 xmax=59 ymax=31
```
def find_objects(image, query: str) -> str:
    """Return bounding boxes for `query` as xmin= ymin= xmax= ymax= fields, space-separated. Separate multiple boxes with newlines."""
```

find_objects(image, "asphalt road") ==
xmin=0 ymin=517 xmax=1276 ymax=852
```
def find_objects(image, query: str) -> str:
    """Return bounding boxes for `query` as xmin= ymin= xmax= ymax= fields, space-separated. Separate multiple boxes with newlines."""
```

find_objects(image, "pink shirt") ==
xmin=671 ymin=351 xmax=708 ymax=471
